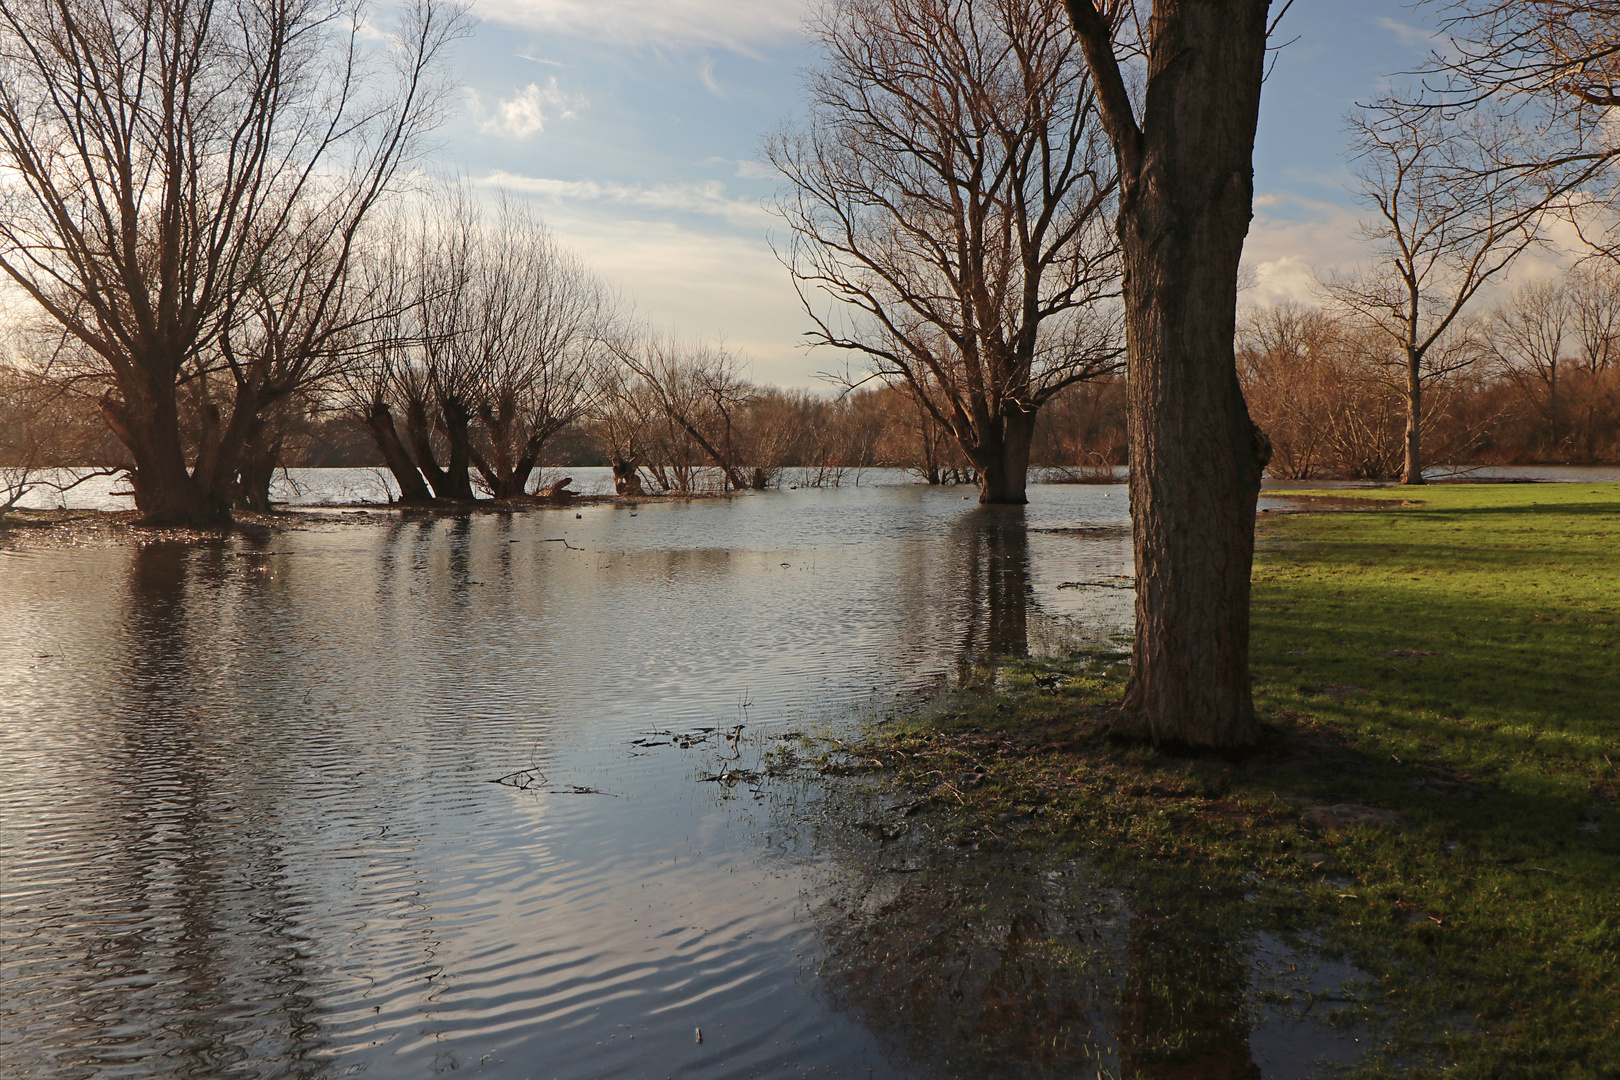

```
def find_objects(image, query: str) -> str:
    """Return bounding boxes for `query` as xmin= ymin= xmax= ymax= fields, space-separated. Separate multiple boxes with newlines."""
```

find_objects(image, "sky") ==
xmin=440 ymin=0 xmax=1483 ymax=387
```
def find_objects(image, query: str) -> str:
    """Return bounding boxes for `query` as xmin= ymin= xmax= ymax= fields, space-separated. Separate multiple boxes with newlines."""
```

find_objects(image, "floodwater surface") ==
xmin=1 ymin=484 xmax=1366 ymax=1079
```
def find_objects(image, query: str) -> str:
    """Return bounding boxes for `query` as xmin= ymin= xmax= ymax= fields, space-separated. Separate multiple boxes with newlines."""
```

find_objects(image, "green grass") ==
xmin=1247 ymin=484 xmax=1619 ymax=1077
xmin=838 ymin=483 xmax=1619 ymax=1078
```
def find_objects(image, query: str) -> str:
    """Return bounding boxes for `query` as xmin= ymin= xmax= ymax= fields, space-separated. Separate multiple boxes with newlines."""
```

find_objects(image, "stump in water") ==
xmin=611 ymin=458 xmax=644 ymax=496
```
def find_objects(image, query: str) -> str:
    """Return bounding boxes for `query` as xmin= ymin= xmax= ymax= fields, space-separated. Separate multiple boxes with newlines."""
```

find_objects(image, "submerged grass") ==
xmin=838 ymin=483 xmax=1619 ymax=1078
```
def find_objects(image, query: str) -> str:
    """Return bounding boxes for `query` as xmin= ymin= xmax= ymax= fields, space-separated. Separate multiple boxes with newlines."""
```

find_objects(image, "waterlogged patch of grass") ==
xmin=835 ymin=484 xmax=1619 ymax=1079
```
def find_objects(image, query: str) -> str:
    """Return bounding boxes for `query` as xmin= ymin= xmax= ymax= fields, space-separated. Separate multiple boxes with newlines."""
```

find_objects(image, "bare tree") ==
xmin=1486 ymin=278 xmax=1573 ymax=454
xmin=445 ymin=198 xmax=614 ymax=499
xmin=0 ymin=0 xmax=466 ymax=525
xmin=1060 ymin=0 xmax=1275 ymax=750
xmin=209 ymin=205 xmax=398 ymax=512
xmin=340 ymin=192 xmax=613 ymax=502
xmin=0 ymin=333 xmax=125 ymax=516
xmin=1569 ymin=261 xmax=1620 ymax=373
xmin=771 ymin=0 xmax=1123 ymax=506
xmin=338 ymin=230 xmax=438 ymax=503
xmin=1444 ymin=2 xmax=1620 ymax=102
xmin=1487 ymin=263 xmax=1620 ymax=458
xmin=1415 ymin=3 xmax=1620 ymax=255
xmin=1237 ymin=303 xmax=1345 ymax=480
xmin=612 ymin=337 xmax=759 ymax=492
xmin=1326 ymin=103 xmax=1546 ymax=484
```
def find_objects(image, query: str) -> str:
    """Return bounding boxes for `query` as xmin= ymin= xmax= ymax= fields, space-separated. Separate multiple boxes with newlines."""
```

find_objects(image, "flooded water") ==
xmin=2 ymin=484 xmax=1368 ymax=1078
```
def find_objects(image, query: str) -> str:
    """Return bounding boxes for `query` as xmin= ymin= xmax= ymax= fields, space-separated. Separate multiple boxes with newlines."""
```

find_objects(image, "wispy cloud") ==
xmin=1374 ymin=16 xmax=1438 ymax=53
xmin=698 ymin=56 xmax=725 ymax=98
xmin=470 ymin=0 xmax=806 ymax=56
xmin=735 ymin=159 xmax=778 ymax=181
xmin=477 ymin=170 xmax=772 ymax=227
xmin=466 ymin=78 xmax=583 ymax=139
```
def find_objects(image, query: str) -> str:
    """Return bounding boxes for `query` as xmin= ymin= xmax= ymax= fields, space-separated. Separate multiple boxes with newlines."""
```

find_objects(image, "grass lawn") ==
xmin=840 ymin=483 xmax=1618 ymax=1078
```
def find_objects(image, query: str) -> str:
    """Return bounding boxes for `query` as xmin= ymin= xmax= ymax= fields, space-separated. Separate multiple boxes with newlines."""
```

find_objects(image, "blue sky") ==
xmin=442 ymin=0 xmax=1445 ymax=386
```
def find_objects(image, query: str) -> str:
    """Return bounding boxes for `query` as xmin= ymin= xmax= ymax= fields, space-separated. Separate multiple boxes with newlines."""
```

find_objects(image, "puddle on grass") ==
xmin=763 ymin=765 xmax=1383 ymax=1080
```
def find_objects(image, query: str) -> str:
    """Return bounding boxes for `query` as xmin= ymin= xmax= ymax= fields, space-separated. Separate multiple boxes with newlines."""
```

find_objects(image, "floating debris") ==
xmin=492 ymin=769 xmax=544 ymax=790
xmin=490 ymin=769 xmax=617 ymax=795
xmin=636 ymin=727 xmax=721 ymax=750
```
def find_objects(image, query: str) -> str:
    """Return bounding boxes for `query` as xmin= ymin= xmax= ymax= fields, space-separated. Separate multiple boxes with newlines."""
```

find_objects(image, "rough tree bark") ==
xmin=1065 ymin=0 xmax=1273 ymax=750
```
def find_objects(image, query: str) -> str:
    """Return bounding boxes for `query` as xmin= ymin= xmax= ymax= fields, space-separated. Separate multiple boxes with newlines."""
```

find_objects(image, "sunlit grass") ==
xmin=846 ymin=483 xmax=1618 ymax=1078
xmin=1245 ymin=483 xmax=1619 ymax=1078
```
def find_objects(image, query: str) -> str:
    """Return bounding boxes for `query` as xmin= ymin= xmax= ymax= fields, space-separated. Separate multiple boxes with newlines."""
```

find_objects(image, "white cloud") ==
xmin=1240 ymin=192 xmax=1367 ymax=305
xmin=734 ymin=159 xmax=778 ymax=181
xmin=470 ymin=0 xmax=806 ymax=55
xmin=1243 ymin=255 xmax=1326 ymax=308
xmin=467 ymin=78 xmax=583 ymax=139
xmin=558 ymin=213 xmax=813 ymax=385
xmin=446 ymin=179 xmax=812 ymax=384
xmin=476 ymin=170 xmax=773 ymax=227
xmin=1238 ymin=189 xmax=1614 ymax=312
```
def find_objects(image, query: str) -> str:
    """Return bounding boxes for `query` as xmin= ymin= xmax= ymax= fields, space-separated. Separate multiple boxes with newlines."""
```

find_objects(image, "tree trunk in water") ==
xmin=440 ymin=396 xmax=478 ymax=500
xmin=363 ymin=402 xmax=435 ymax=503
xmin=976 ymin=408 xmax=1036 ymax=505
xmin=197 ymin=380 xmax=268 ymax=517
xmin=489 ymin=434 xmax=545 ymax=500
xmin=236 ymin=450 xmax=277 ymax=512
xmin=1400 ymin=353 xmax=1425 ymax=485
xmin=233 ymin=411 xmax=282 ymax=513
xmin=100 ymin=384 xmax=229 ymax=527
xmin=1090 ymin=0 xmax=1272 ymax=750
xmin=405 ymin=397 xmax=455 ymax=499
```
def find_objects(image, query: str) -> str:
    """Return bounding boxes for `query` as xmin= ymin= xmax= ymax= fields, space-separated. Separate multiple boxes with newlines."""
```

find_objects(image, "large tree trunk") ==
xmin=100 ymin=383 xmax=229 ymax=527
xmin=439 ymin=396 xmax=478 ymax=500
xmin=1400 ymin=352 xmax=1425 ymax=485
xmin=1070 ymin=0 xmax=1272 ymax=751
xmin=975 ymin=407 xmax=1036 ymax=505
xmin=405 ymin=396 xmax=458 ymax=499
xmin=363 ymin=401 xmax=435 ymax=503
xmin=196 ymin=379 xmax=269 ymax=517
xmin=233 ymin=411 xmax=281 ymax=513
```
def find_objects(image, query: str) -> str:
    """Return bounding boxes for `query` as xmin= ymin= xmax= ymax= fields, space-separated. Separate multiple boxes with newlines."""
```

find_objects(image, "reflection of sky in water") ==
xmin=0 ymin=484 xmax=1368 ymax=1078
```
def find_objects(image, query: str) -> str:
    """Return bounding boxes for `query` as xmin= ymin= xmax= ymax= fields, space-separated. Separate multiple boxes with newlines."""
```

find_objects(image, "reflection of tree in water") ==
xmin=43 ymin=541 xmax=335 ymax=1079
xmin=805 ymin=817 xmax=1263 ymax=1079
xmin=953 ymin=506 xmax=1031 ymax=665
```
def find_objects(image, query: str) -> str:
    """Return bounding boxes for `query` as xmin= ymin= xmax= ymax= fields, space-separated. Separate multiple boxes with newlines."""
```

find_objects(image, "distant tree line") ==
xmin=14 ymin=252 xmax=1620 ymax=498
xmin=1241 ymin=265 xmax=1620 ymax=479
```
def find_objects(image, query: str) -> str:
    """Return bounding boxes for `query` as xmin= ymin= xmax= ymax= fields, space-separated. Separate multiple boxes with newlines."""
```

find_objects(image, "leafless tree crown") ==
xmin=769 ymin=0 xmax=1122 ymax=500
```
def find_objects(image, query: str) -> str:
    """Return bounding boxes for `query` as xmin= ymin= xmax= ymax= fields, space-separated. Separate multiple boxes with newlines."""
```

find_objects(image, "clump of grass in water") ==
xmin=810 ymin=484 xmax=1617 ymax=1079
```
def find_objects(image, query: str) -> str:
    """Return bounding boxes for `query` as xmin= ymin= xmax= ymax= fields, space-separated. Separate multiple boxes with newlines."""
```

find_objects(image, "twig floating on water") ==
xmin=491 ymin=769 xmax=544 ymax=790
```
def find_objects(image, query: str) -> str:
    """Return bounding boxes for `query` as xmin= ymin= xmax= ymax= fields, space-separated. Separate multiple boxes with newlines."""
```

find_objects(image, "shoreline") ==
xmin=822 ymin=483 xmax=1618 ymax=1077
